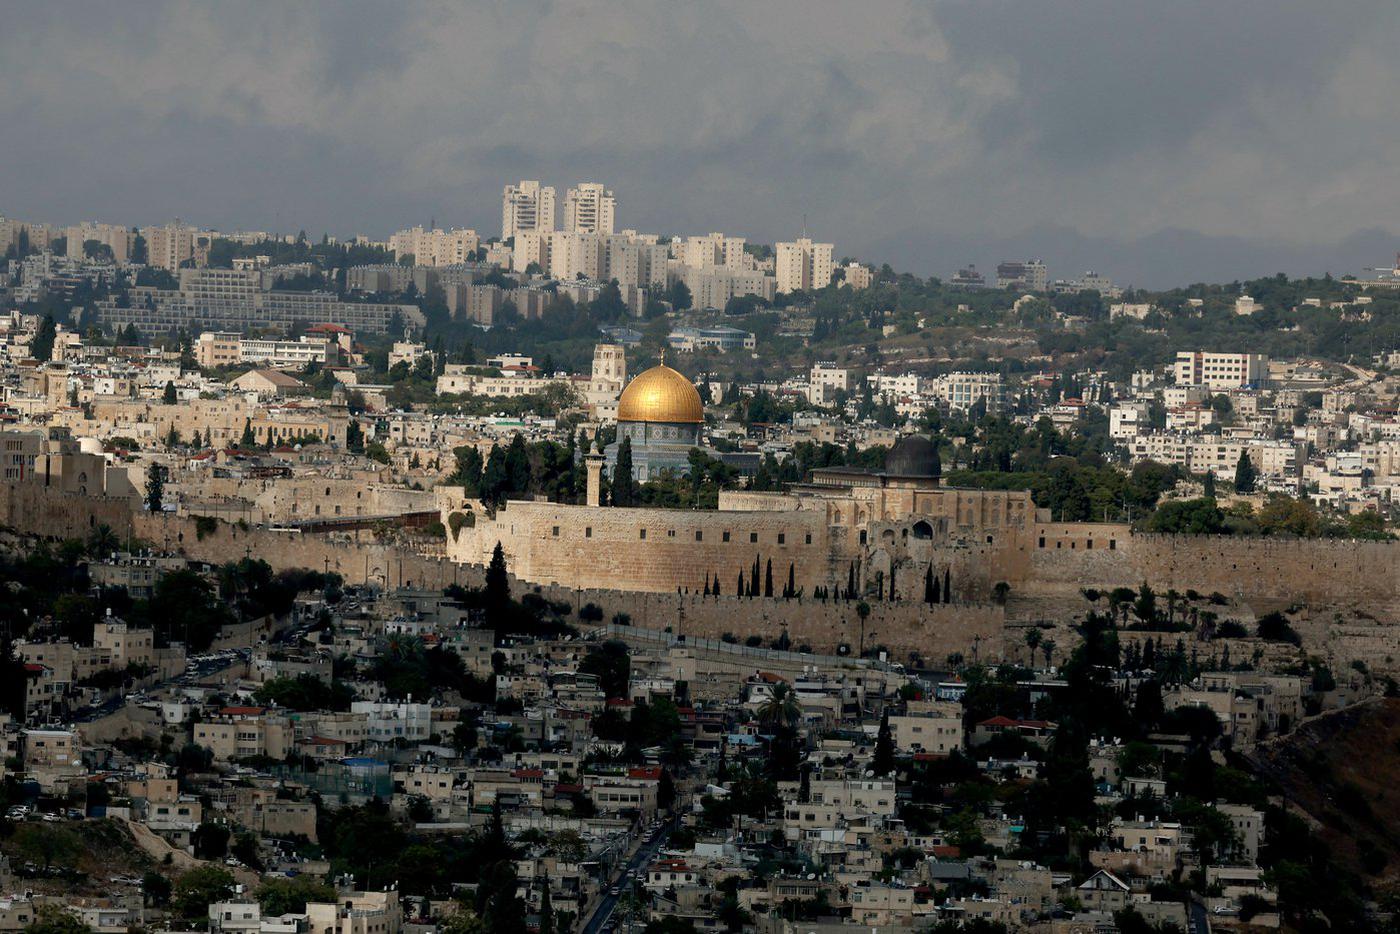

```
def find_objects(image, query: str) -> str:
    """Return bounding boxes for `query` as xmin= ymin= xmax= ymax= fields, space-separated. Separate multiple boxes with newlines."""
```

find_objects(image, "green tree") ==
xmin=257 ymin=876 xmax=337 ymax=916
xmin=192 ymin=821 xmax=230 ymax=859
xmin=1233 ymin=449 xmax=1257 ymax=494
xmin=486 ymin=542 xmax=510 ymax=607
xmin=611 ymin=436 xmax=636 ymax=506
xmin=145 ymin=463 xmax=165 ymax=513
xmin=163 ymin=380 xmax=177 ymax=404
xmin=24 ymin=905 xmax=92 ymax=934
xmin=173 ymin=865 xmax=236 ymax=918
xmin=31 ymin=315 xmax=57 ymax=362
xmin=872 ymin=707 xmax=896 ymax=776
xmin=142 ymin=871 xmax=173 ymax=907
xmin=240 ymin=418 xmax=255 ymax=447
xmin=668 ymin=280 xmax=693 ymax=311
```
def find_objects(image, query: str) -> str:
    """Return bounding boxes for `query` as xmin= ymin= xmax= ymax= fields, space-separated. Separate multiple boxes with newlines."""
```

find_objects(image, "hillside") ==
xmin=1248 ymin=697 xmax=1400 ymax=883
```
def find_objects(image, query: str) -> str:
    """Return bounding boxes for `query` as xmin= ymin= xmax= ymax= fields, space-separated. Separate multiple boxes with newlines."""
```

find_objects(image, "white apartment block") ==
xmin=546 ymin=231 xmax=605 ymax=281
xmin=350 ymin=701 xmax=432 ymax=744
xmin=502 ymin=180 xmax=556 ymax=238
xmin=388 ymin=226 xmax=479 ymax=267
xmin=1127 ymin=434 xmax=1301 ymax=479
xmin=64 ymin=222 xmax=134 ymax=263
xmin=680 ymin=233 xmax=750 ymax=270
xmin=563 ymin=183 xmax=616 ymax=235
xmin=142 ymin=222 xmax=199 ymax=271
xmin=512 ymin=230 xmax=548 ymax=273
xmin=675 ymin=264 xmax=775 ymax=310
xmin=936 ymin=372 xmax=1005 ymax=413
xmin=1173 ymin=351 xmax=1269 ymax=390
xmin=1109 ymin=402 xmax=1150 ymax=440
xmin=775 ymin=237 xmax=834 ymax=294
xmin=604 ymin=233 xmax=668 ymax=289
xmin=867 ymin=372 xmax=923 ymax=398
xmin=839 ymin=262 xmax=873 ymax=289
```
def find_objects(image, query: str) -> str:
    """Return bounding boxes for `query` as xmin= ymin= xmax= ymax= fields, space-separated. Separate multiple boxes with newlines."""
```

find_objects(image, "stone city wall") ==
xmin=539 ymin=587 xmax=1006 ymax=663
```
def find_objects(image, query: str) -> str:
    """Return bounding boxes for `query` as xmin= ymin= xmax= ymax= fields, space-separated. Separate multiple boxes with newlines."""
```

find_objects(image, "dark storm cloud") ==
xmin=3 ymin=0 xmax=1399 ymax=287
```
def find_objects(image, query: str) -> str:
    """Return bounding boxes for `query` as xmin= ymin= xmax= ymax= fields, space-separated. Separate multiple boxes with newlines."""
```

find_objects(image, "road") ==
xmin=579 ymin=815 xmax=678 ymax=934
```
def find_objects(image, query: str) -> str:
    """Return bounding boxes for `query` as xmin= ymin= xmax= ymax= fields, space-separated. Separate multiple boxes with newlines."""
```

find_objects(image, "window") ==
xmin=750 ymin=532 xmax=758 ymax=543
xmin=722 ymin=531 xmax=730 ymax=542
xmin=1109 ymin=539 xmax=1116 ymax=550
xmin=639 ymin=529 xmax=646 ymax=540
xmin=585 ymin=527 xmax=592 ymax=538
xmin=668 ymin=529 xmax=676 ymax=538
xmin=695 ymin=530 xmax=703 ymax=542
xmin=805 ymin=533 xmax=812 ymax=544
xmin=1038 ymin=537 xmax=1046 ymax=548
xmin=777 ymin=533 xmax=785 ymax=545
xmin=552 ymin=526 xmax=560 ymax=537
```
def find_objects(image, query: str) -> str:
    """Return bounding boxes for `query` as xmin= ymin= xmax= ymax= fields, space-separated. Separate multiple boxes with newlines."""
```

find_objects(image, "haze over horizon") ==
xmin=5 ymin=0 xmax=1400 ymax=290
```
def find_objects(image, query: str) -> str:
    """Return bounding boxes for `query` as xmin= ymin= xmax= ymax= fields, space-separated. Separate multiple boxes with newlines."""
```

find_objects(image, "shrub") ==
xmin=579 ymin=603 xmax=604 ymax=622
xmin=1256 ymin=612 xmax=1301 ymax=645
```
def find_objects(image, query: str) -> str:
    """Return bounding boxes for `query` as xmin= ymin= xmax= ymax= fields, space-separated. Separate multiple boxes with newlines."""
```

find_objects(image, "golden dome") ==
xmin=617 ymin=363 xmax=704 ymax=424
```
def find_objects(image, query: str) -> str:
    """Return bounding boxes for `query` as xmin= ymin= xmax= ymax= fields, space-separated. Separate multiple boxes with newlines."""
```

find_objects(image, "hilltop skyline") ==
xmin=5 ymin=1 xmax=1400 ymax=288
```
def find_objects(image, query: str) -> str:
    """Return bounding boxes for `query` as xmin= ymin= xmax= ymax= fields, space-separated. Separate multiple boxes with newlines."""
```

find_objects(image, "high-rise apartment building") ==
xmin=604 ymin=232 xmax=668 ymax=289
xmin=143 ymin=222 xmax=199 ymax=271
xmin=501 ymin=181 xmax=556 ymax=239
xmin=774 ymin=238 xmax=834 ymax=294
xmin=680 ymin=233 xmax=750 ymax=270
xmin=563 ymin=183 xmax=616 ymax=235
xmin=546 ymin=231 xmax=605 ymax=281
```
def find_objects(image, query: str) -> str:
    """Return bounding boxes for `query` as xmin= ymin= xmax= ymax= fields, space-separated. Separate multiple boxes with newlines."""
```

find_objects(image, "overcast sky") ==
xmin=4 ymin=1 xmax=1400 ymax=288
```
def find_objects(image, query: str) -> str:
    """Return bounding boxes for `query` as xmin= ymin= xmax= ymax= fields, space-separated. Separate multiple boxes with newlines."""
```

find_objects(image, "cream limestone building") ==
xmin=388 ymin=226 xmax=479 ymax=267
xmin=563 ymin=183 xmax=616 ymax=235
xmin=775 ymin=237 xmax=834 ymax=294
xmin=502 ymin=180 xmax=556 ymax=238
xmin=64 ymin=222 xmax=134 ymax=263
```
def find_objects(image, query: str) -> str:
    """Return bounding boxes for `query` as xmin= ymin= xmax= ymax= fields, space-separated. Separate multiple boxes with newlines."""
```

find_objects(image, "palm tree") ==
xmin=757 ymin=682 xmax=801 ymax=728
xmin=88 ymin=523 xmax=119 ymax=555
xmin=1024 ymin=628 xmax=1042 ymax=665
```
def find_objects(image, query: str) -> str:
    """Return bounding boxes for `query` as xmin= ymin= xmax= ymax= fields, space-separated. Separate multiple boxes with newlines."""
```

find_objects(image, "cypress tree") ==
xmin=872 ymin=707 xmax=895 ymax=776
xmin=786 ymin=563 xmax=795 ymax=600
xmin=924 ymin=565 xmax=935 ymax=604
xmin=145 ymin=463 xmax=164 ymax=513
xmin=539 ymin=875 xmax=554 ymax=934
xmin=933 ymin=574 xmax=941 ymax=604
xmin=943 ymin=567 xmax=951 ymax=604
xmin=703 ymin=574 xmax=710 ymax=596
xmin=888 ymin=565 xmax=896 ymax=601
xmin=486 ymin=542 xmax=510 ymax=607
xmin=712 ymin=570 xmax=720 ymax=595
xmin=847 ymin=563 xmax=856 ymax=600
xmin=764 ymin=559 xmax=774 ymax=598
xmin=737 ymin=570 xmax=744 ymax=597
xmin=613 ymin=436 xmax=635 ymax=506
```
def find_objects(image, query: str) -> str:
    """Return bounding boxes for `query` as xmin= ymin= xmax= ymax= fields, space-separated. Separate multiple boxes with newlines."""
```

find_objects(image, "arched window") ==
xmin=912 ymin=520 xmax=933 ymax=540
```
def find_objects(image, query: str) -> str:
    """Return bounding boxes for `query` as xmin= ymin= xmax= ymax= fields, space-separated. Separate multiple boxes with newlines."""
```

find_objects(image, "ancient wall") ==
xmin=527 ymin=587 xmax=1006 ymax=663
xmin=1022 ymin=528 xmax=1400 ymax=610
xmin=12 ymin=481 xmax=1400 ymax=661
xmin=451 ymin=500 xmax=850 ymax=596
